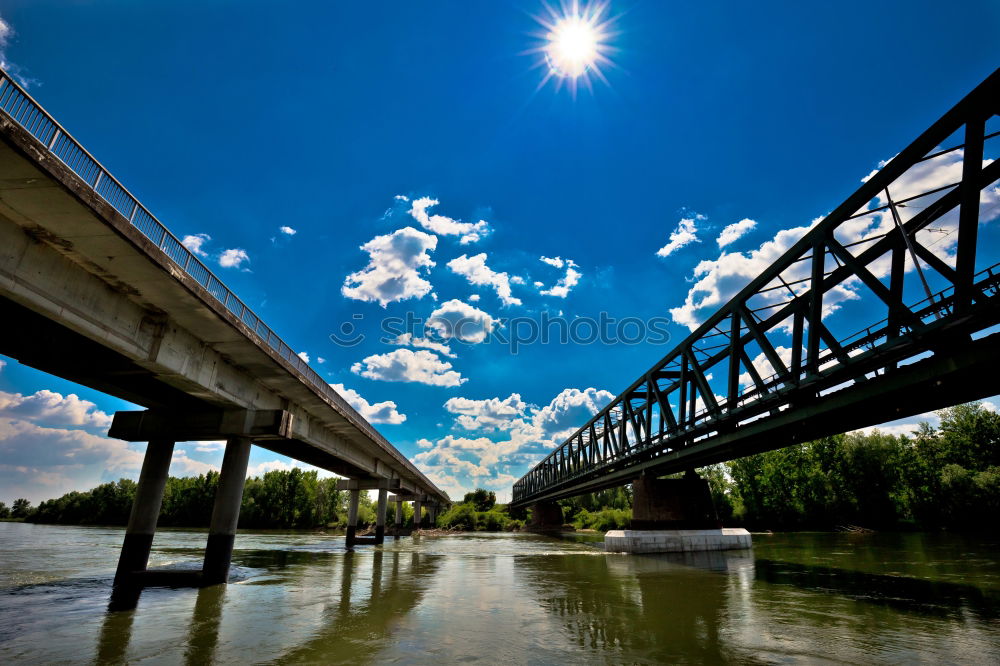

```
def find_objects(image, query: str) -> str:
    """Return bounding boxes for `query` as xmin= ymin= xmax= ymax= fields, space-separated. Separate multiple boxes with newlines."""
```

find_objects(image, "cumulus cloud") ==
xmin=538 ymin=256 xmax=581 ymax=298
xmin=447 ymin=253 xmax=522 ymax=306
xmin=351 ymin=349 xmax=466 ymax=387
xmin=342 ymin=227 xmax=438 ymax=306
xmin=279 ymin=226 xmax=297 ymax=235
xmin=390 ymin=332 xmax=456 ymax=358
xmin=219 ymin=248 xmax=250 ymax=269
xmin=716 ymin=218 xmax=757 ymax=248
xmin=331 ymin=383 xmax=407 ymax=424
xmin=468 ymin=294 xmax=481 ymax=302
xmin=0 ymin=418 xmax=144 ymax=503
xmin=426 ymin=299 xmax=496 ymax=344
xmin=0 ymin=388 xmax=112 ymax=430
xmin=245 ymin=459 xmax=334 ymax=479
xmin=182 ymin=233 xmax=211 ymax=257
xmin=414 ymin=385 xmax=613 ymax=502
xmin=171 ymin=449 xmax=218 ymax=476
xmin=444 ymin=393 xmax=528 ymax=432
xmin=656 ymin=214 xmax=705 ymax=257
xmin=297 ymin=351 xmax=310 ymax=363
xmin=408 ymin=197 xmax=491 ymax=244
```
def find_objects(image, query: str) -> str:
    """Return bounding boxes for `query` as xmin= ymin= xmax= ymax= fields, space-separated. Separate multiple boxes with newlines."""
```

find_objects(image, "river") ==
xmin=1 ymin=522 xmax=998 ymax=664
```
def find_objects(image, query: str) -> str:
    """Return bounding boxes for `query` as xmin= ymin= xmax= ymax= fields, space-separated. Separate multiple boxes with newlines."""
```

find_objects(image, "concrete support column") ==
xmin=394 ymin=500 xmax=402 ymax=527
xmin=375 ymin=487 xmax=388 ymax=544
xmin=202 ymin=436 xmax=252 ymax=585
xmin=114 ymin=438 xmax=175 ymax=586
xmin=413 ymin=498 xmax=422 ymax=530
xmin=630 ymin=473 xmax=720 ymax=530
xmin=346 ymin=489 xmax=360 ymax=548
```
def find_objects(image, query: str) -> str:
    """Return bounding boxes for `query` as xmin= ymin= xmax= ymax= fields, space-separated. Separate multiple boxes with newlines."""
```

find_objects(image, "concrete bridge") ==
xmin=513 ymin=69 xmax=1000 ymax=552
xmin=0 ymin=70 xmax=448 ymax=587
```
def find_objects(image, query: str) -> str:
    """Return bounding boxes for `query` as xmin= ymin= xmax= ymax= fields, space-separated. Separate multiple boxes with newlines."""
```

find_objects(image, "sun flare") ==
xmin=530 ymin=1 xmax=614 ymax=94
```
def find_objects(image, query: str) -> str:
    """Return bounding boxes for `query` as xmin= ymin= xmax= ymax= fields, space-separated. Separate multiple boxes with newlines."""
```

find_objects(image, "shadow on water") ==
xmin=92 ymin=546 xmax=441 ymax=665
xmin=754 ymin=558 xmax=1000 ymax=620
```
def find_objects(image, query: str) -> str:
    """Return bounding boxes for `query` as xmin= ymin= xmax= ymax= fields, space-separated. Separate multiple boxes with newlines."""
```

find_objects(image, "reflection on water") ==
xmin=1 ymin=523 xmax=999 ymax=664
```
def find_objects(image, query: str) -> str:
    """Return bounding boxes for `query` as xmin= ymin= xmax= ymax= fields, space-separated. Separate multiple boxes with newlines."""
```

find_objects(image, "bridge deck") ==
xmin=0 ymin=71 xmax=447 ymax=503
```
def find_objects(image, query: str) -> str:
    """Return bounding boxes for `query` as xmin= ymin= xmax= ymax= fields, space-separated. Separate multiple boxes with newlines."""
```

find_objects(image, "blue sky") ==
xmin=0 ymin=1 xmax=998 ymax=503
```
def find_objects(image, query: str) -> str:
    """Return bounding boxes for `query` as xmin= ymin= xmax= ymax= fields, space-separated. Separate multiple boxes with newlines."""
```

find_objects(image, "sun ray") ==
xmin=528 ymin=0 xmax=616 ymax=94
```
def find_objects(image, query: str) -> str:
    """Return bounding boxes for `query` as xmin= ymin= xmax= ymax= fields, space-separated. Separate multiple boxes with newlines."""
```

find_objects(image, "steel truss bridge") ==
xmin=512 ymin=69 xmax=1000 ymax=508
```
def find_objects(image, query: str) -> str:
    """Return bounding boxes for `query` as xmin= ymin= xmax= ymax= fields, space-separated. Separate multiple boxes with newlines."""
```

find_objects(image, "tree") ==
xmin=463 ymin=488 xmax=496 ymax=511
xmin=11 ymin=498 xmax=31 ymax=519
xmin=0 ymin=501 xmax=9 ymax=519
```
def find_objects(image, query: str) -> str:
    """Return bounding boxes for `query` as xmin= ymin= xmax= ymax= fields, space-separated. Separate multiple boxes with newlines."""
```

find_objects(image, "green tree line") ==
xmin=557 ymin=402 xmax=1000 ymax=532
xmin=14 ymin=468 xmax=417 ymax=530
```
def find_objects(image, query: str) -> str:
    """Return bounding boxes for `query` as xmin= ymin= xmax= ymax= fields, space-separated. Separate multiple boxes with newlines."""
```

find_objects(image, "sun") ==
xmin=546 ymin=16 xmax=600 ymax=79
xmin=529 ymin=1 xmax=615 ymax=94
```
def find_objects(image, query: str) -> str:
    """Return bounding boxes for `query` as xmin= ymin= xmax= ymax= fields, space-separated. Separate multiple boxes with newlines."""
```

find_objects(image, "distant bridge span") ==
xmin=0 ymin=69 xmax=446 ymax=586
xmin=512 ymin=69 xmax=1000 ymax=508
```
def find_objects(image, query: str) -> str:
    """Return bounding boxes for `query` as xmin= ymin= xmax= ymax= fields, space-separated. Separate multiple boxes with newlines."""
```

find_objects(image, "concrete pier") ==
xmin=202 ymin=437 xmax=252 ymax=585
xmin=413 ymin=497 xmax=422 ymax=530
xmin=114 ymin=439 xmax=174 ymax=586
xmin=605 ymin=473 xmax=750 ymax=554
xmin=375 ymin=487 xmax=388 ymax=544
xmin=346 ymin=489 xmax=360 ymax=548
xmin=394 ymin=499 xmax=403 ymax=537
xmin=525 ymin=500 xmax=563 ymax=533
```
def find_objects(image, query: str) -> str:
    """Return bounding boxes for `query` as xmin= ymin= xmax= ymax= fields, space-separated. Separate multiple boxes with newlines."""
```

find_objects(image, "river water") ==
xmin=1 ymin=523 xmax=998 ymax=664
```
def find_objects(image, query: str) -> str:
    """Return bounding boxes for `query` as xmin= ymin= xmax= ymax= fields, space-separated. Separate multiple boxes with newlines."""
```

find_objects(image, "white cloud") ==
xmin=408 ymin=197 xmax=491 ymax=244
xmin=351 ymin=349 xmax=466 ymax=387
xmin=171 ymin=449 xmax=218 ymax=476
xmin=297 ymin=351 xmax=310 ymax=363
xmin=427 ymin=299 xmax=496 ymax=344
xmin=447 ymin=253 xmax=522 ymax=306
xmin=531 ymin=387 xmax=615 ymax=441
xmin=331 ymin=383 xmax=407 ymax=424
xmin=0 ymin=359 xmax=6 ymax=372
xmin=716 ymin=218 xmax=757 ymax=248
xmin=390 ymin=332 xmax=456 ymax=358
xmin=0 ymin=17 xmax=34 ymax=89
xmin=342 ymin=227 xmax=438 ymax=307
xmin=279 ymin=226 xmax=297 ymax=235
xmin=444 ymin=393 xmax=528 ymax=432
xmin=394 ymin=194 xmax=410 ymax=202
xmin=413 ymin=386 xmax=613 ymax=502
xmin=468 ymin=293 xmax=481 ymax=302
xmin=540 ymin=256 xmax=565 ymax=269
xmin=0 ymin=418 xmax=144 ymax=503
xmin=219 ymin=248 xmax=250 ymax=269
xmin=538 ymin=256 xmax=581 ymax=298
xmin=317 ymin=357 xmax=327 ymax=364
xmin=193 ymin=440 xmax=226 ymax=453
xmin=656 ymin=214 xmax=705 ymax=257
xmin=0 ymin=388 xmax=112 ymax=429
xmin=245 ymin=459 xmax=335 ymax=479
xmin=181 ymin=233 xmax=211 ymax=257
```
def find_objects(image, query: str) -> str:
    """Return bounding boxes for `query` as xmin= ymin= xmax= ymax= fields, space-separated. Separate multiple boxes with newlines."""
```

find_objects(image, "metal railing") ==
xmin=0 ymin=69 xmax=433 ymax=488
